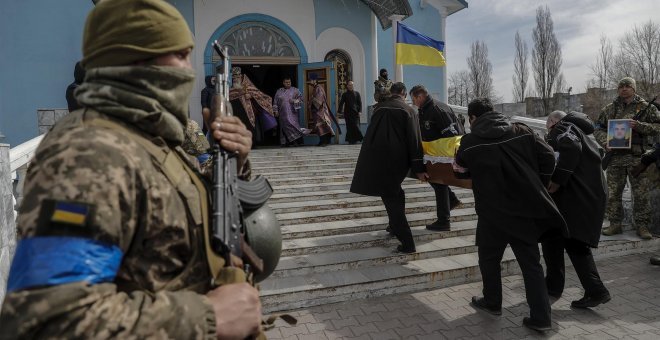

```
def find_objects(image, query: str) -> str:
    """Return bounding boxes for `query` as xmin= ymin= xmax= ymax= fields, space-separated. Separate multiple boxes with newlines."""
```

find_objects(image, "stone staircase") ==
xmin=250 ymin=144 xmax=659 ymax=313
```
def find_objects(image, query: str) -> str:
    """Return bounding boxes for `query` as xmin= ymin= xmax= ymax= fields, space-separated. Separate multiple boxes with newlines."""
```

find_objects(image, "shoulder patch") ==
xmin=37 ymin=199 xmax=96 ymax=237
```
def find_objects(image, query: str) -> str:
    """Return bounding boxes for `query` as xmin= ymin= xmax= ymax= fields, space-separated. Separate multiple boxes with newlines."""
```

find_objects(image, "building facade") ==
xmin=0 ymin=0 xmax=467 ymax=146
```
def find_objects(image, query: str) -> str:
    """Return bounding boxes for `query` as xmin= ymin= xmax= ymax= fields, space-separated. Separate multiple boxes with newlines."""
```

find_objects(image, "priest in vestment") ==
xmin=229 ymin=67 xmax=276 ymax=145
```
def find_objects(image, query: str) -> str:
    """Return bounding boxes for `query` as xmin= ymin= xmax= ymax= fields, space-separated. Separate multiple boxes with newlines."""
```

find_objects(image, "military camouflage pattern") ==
xmin=0 ymin=66 xmax=219 ymax=339
xmin=594 ymin=94 xmax=660 ymax=228
xmin=182 ymin=119 xmax=210 ymax=156
xmin=373 ymin=76 xmax=393 ymax=103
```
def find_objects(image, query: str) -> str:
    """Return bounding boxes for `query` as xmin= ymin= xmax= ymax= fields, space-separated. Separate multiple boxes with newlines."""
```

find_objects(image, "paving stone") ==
xmin=280 ymin=324 xmax=309 ymax=338
xmin=394 ymin=325 xmax=424 ymax=338
xmin=367 ymin=329 xmax=400 ymax=340
xmin=349 ymin=323 xmax=379 ymax=337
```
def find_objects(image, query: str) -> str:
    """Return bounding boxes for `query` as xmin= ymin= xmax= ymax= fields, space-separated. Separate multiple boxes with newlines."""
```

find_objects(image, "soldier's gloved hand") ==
xmin=211 ymin=116 xmax=253 ymax=171
xmin=206 ymin=282 xmax=262 ymax=340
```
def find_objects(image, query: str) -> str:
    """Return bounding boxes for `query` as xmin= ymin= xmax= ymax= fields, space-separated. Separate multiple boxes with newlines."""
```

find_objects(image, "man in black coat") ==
xmin=455 ymin=98 xmax=567 ymax=332
xmin=410 ymin=84 xmax=464 ymax=231
xmin=543 ymin=111 xmax=611 ymax=308
xmin=200 ymin=75 xmax=216 ymax=134
xmin=338 ymin=81 xmax=364 ymax=144
xmin=65 ymin=61 xmax=85 ymax=112
xmin=350 ymin=82 xmax=426 ymax=253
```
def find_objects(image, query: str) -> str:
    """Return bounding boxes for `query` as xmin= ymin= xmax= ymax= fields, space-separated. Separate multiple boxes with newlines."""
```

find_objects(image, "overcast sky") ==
xmin=445 ymin=0 xmax=658 ymax=103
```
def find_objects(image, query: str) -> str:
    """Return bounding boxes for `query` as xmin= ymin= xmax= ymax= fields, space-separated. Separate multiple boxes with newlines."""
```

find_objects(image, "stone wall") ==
xmin=1 ymin=143 xmax=16 ymax=307
xmin=495 ymin=103 xmax=526 ymax=117
xmin=38 ymin=108 xmax=69 ymax=135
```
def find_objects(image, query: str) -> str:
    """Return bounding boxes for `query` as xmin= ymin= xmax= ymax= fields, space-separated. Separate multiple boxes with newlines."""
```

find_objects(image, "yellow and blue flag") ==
xmin=396 ymin=23 xmax=446 ymax=67
xmin=51 ymin=201 xmax=89 ymax=225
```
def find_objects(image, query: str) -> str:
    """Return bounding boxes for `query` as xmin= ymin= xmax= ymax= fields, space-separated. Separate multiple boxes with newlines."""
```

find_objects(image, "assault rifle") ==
xmin=210 ymin=42 xmax=273 ymax=282
xmin=602 ymin=96 xmax=657 ymax=170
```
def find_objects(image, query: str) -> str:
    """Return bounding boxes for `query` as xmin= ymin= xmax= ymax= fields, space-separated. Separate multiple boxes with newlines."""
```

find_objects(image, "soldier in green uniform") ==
xmin=373 ymin=68 xmax=393 ymax=103
xmin=595 ymin=77 xmax=660 ymax=239
xmin=0 ymin=1 xmax=262 ymax=339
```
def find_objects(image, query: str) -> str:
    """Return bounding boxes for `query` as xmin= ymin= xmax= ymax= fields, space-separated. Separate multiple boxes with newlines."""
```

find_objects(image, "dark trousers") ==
xmin=479 ymin=241 xmax=551 ymax=324
xmin=430 ymin=183 xmax=450 ymax=224
xmin=542 ymin=236 xmax=609 ymax=297
xmin=381 ymin=188 xmax=415 ymax=249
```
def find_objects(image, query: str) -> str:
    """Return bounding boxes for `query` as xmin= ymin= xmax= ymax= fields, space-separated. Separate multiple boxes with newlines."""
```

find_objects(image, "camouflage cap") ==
xmin=82 ymin=0 xmax=194 ymax=69
xmin=618 ymin=77 xmax=636 ymax=92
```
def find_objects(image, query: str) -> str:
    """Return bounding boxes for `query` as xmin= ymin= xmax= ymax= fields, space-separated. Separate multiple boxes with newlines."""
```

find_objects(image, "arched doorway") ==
xmin=324 ymin=49 xmax=352 ymax=119
xmin=204 ymin=14 xmax=308 ymax=146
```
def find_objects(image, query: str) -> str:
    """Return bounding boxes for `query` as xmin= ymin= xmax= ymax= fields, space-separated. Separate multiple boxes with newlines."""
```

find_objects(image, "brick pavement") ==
xmin=264 ymin=252 xmax=660 ymax=339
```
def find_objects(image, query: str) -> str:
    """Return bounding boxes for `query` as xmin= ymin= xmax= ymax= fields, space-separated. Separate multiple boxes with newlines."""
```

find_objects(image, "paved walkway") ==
xmin=265 ymin=252 xmax=660 ymax=339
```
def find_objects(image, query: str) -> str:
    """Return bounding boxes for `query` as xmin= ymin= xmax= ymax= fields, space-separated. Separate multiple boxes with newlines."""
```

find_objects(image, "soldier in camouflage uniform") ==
xmin=594 ymin=77 xmax=660 ymax=239
xmin=0 ymin=1 xmax=261 ymax=339
xmin=183 ymin=119 xmax=212 ymax=172
xmin=374 ymin=68 xmax=393 ymax=103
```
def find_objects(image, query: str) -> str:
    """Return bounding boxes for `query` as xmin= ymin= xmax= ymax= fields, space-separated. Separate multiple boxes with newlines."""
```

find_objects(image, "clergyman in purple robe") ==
xmin=273 ymin=77 xmax=305 ymax=147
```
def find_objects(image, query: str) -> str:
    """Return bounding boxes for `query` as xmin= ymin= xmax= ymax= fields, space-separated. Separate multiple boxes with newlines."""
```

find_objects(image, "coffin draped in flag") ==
xmin=423 ymin=135 xmax=472 ymax=189
xmin=395 ymin=22 xmax=446 ymax=67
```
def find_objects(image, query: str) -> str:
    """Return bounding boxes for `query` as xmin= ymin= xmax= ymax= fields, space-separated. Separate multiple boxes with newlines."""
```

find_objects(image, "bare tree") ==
xmin=467 ymin=40 xmax=494 ymax=99
xmin=589 ymin=35 xmax=614 ymax=89
xmin=512 ymin=31 xmax=529 ymax=103
xmin=613 ymin=20 xmax=660 ymax=98
xmin=531 ymin=5 xmax=563 ymax=114
xmin=555 ymin=73 xmax=568 ymax=93
xmin=448 ymin=70 xmax=472 ymax=106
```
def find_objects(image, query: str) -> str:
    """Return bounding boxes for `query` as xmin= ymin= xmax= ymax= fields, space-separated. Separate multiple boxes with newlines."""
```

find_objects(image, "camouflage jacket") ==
xmin=373 ymin=77 xmax=393 ymax=103
xmin=1 ymin=109 xmax=226 ymax=339
xmin=594 ymin=95 xmax=660 ymax=167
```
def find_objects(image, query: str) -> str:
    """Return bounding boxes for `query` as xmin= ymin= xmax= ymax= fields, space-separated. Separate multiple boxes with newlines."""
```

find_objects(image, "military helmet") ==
xmin=243 ymin=204 xmax=282 ymax=282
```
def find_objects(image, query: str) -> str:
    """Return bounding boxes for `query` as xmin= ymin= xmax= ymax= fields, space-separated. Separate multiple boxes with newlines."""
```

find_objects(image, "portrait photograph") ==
xmin=607 ymin=119 xmax=632 ymax=149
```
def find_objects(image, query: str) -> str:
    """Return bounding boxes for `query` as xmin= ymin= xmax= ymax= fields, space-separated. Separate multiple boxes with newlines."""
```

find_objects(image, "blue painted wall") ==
xmin=166 ymin=0 xmax=195 ymax=33
xmin=377 ymin=0 xmax=446 ymax=100
xmin=0 ymin=1 xmax=194 ymax=147
xmin=0 ymin=1 xmax=92 ymax=146
xmin=313 ymin=0 xmax=375 ymax=104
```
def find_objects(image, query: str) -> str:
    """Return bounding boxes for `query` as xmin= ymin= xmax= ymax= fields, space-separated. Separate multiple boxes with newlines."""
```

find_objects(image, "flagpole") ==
xmin=389 ymin=15 xmax=405 ymax=83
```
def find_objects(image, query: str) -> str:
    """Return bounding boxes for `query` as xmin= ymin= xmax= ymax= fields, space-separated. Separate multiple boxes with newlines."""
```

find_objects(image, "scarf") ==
xmin=75 ymin=65 xmax=195 ymax=145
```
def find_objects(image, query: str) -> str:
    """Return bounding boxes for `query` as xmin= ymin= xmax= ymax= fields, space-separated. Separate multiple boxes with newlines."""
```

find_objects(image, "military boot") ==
xmin=637 ymin=226 xmax=652 ymax=240
xmin=601 ymin=223 xmax=622 ymax=236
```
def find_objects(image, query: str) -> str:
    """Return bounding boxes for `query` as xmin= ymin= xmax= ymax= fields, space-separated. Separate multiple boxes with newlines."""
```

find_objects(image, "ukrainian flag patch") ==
xmin=51 ymin=201 xmax=89 ymax=226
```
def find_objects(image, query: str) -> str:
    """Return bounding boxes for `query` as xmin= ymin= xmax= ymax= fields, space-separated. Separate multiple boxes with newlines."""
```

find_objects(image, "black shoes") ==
xmin=396 ymin=244 xmax=416 ymax=254
xmin=470 ymin=296 xmax=502 ymax=315
xmin=523 ymin=317 xmax=552 ymax=332
xmin=570 ymin=293 xmax=611 ymax=309
xmin=650 ymin=255 xmax=660 ymax=265
xmin=450 ymin=198 xmax=463 ymax=210
xmin=426 ymin=221 xmax=450 ymax=232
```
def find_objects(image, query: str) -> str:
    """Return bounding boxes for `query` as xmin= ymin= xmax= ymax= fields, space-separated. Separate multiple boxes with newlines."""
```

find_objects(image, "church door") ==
xmin=297 ymin=62 xmax=337 ymax=142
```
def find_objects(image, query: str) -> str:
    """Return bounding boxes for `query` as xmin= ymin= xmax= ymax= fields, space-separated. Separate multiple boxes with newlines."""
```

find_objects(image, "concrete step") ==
xmin=271 ymin=179 xmax=430 ymax=194
xmin=250 ymin=144 xmax=361 ymax=156
xmin=253 ymin=161 xmax=357 ymax=173
xmin=251 ymin=153 xmax=361 ymax=163
xmin=268 ymin=187 xmax=471 ymax=204
xmin=269 ymin=190 xmax=474 ymax=214
xmin=251 ymin=156 xmax=357 ymax=167
xmin=262 ymin=235 xmax=660 ymax=313
xmin=276 ymin=202 xmax=477 ymax=226
xmin=256 ymin=167 xmax=356 ymax=179
xmin=261 ymin=250 xmax=518 ymax=313
xmin=281 ymin=220 xmax=477 ymax=256
xmin=273 ymin=235 xmax=478 ymax=278
xmin=279 ymin=210 xmax=476 ymax=240
xmin=267 ymin=174 xmax=358 ymax=186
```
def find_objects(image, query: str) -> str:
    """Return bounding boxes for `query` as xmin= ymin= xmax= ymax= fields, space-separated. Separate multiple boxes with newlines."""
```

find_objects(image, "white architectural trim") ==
xmin=316 ymin=27 xmax=367 ymax=120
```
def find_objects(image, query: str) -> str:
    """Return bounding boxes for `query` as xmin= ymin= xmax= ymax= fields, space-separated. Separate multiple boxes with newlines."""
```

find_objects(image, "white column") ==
xmin=439 ymin=6 xmax=448 ymax=102
xmin=389 ymin=15 xmax=405 ymax=83
xmin=371 ymin=13 xmax=379 ymax=104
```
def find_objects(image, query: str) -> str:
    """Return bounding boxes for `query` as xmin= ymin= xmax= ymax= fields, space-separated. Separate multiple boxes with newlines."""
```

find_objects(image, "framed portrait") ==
xmin=607 ymin=119 xmax=632 ymax=149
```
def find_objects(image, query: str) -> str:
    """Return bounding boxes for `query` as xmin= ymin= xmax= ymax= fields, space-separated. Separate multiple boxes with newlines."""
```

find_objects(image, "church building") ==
xmin=0 ymin=0 xmax=467 ymax=146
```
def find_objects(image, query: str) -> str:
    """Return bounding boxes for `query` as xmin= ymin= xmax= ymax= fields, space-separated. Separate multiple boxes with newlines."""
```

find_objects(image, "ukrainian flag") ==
xmin=395 ymin=23 xmax=446 ymax=67
xmin=51 ymin=202 xmax=88 ymax=225
xmin=422 ymin=136 xmax=462 ymax=164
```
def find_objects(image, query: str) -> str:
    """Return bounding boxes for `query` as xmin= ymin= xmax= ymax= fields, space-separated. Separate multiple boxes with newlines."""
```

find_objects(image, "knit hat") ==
xmin=618 ymin=77 xmax=636 ymax=92
xmin=82 ymin=0 xmax=194 ymax=69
